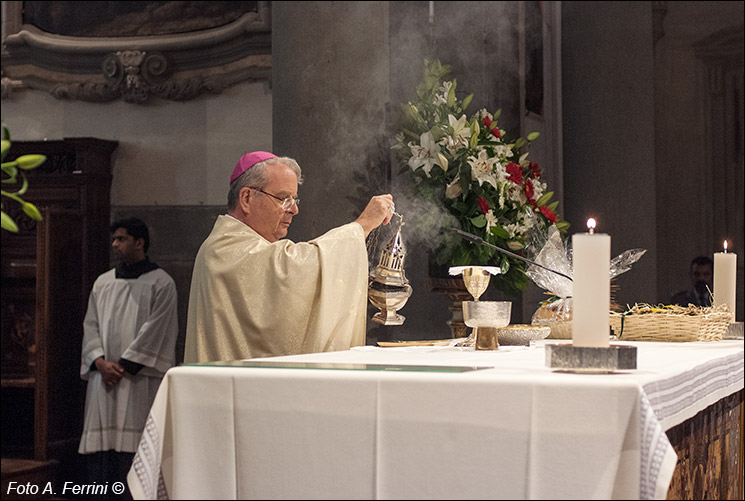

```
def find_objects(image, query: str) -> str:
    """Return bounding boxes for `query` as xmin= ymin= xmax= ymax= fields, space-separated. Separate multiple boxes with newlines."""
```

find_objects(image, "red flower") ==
xmin=539 ymin=205 xmax=557 ymax=223
xmin=506 ymin=162 xmax=522 ymax=185
xmin=477 ymin=197 xmax=490 ymax=214
xmin=482 ymin=116 xmax=502 ymax=139
xmin=529 ymin=161 xmax=541 ymax=179
xmin=524 ymin=178 xmax=535 ymax=202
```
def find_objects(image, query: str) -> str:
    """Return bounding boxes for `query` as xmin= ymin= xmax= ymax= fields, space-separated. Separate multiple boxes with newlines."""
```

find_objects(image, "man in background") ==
xmin=79 ymin=217 xmax=178 ymax=499
xmin=670 ymin=256 xmax=713 ymax=307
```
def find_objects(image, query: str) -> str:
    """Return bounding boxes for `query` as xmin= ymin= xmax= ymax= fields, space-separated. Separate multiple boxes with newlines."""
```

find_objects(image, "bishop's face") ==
xmin=247 ymin=163 xmax=300 ymax=242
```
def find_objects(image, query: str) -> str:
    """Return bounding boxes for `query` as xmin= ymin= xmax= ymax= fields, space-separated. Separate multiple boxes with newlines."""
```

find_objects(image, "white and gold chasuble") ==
xmin=184 ymin=215 xmax=368 ymax=363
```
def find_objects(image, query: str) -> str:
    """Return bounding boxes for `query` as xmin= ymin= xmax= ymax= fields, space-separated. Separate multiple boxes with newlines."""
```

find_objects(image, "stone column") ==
xmin=272 ymin=2 xmax=392 ymax=242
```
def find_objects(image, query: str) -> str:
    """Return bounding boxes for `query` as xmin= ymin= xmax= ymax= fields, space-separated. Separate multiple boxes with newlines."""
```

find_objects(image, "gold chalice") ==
xmin=463 ymin=267 xmax=491 ymax=300
xmin=449 ymin=266 xmax=510 ymax=348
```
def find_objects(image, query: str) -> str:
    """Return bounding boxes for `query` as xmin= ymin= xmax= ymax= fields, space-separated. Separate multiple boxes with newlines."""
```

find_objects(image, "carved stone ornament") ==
xmin=1 ymin=1 xmax=272 ymax=103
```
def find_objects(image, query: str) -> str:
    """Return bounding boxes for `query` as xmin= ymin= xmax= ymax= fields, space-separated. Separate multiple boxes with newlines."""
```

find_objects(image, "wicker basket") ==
xmin=544 ymin=320 xmax=572 ymax=339
xmin=532 ymin=301 xmax=573 ymax=339
xmin=609 ymin=304 xmax=731 ymax=342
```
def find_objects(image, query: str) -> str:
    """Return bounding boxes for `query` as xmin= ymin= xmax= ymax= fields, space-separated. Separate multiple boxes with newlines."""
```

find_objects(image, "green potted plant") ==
xmin=1 ymin=124 xmax=46 ymax=232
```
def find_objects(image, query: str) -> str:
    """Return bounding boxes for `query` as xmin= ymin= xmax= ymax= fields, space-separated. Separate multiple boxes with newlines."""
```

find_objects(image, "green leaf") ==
xmin=469 ymin=131 xmax=479 ymax=149
xmin=459 ymin=168 xmax=471 ymax=195
xmin=402 ymin=128 xmax=420 ymax=141
xmin=500 ymin=255 xmax=511 ymax=273
xmin=535 ymin=191 xmax=553 ymax=207
xmin=527 ymin=132 xmax=540 ymax=141
xmin=514 ymin=137 xmax=525 ymax=149
xmin=470 ymin=214 xmax=486 ymax=228
xmin=2 ymin=165 xmax=18 ymax=184
xmin=547 ymin=201 xmax=559 ymax=211
xmin=490 ymin=225 xmax=509 ymax=239
xmin=430 ymin=126 xmax=446 ymax=142
xmin=461 ymin=93 xmax=473 ymax=111
xmin=23 ymin=202 xmax=42 ymax=220
xmin=17 ymin=173 xmax=29 ymax=195
xmin=470 ymin=118 xmax=480 ymax=137
xmin=507 ymin=240 xmax=524 ymax=251
xmin=1 ymin=210 xmax=18 ymax=232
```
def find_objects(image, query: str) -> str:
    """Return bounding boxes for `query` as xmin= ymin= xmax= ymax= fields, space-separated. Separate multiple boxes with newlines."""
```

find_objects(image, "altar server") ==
xmin=79 ymin=217 xmax=178 ymax=499
xmin=184 ymin=151 xmax=393 ymax=363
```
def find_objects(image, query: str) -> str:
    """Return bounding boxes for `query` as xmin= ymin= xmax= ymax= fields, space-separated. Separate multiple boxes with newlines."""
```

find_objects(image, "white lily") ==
xmin=531 ymin=179 xmax=546 ymax=201
xmin=493 ymin=144 xmax=514 ymax=159
xmin=434 ymin=81 xmax=452 ymax=105
xmin=467 ymin=148 xmax=499 ymax=189
xmin=485 ymin=209 xmax=498 ymax=232
xmin=408 ymin=131 xmax=440 ymax=176
xmin=448 ymin=114 xmax=471 ymax=149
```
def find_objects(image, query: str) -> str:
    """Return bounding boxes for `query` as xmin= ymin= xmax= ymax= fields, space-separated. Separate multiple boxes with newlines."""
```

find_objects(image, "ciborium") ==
xmin=449 ymin=266 xmax=510 ymax=348
xmin=368 ymin=214 xmax=412 ymax=325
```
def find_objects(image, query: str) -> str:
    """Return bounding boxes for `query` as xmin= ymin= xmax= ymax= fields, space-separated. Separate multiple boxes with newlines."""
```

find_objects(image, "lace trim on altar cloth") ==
xmin=639 ymin=352 xmax=744 ymax=499
xmin=639 ymin=393 xmax=670 ymax=499
xmin=131 ymin=414 xmax=169 ymax=500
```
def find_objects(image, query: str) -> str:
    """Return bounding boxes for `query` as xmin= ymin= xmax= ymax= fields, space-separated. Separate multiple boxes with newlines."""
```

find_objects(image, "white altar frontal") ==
xmin=127 ymin=339 xmax=744 ymax=500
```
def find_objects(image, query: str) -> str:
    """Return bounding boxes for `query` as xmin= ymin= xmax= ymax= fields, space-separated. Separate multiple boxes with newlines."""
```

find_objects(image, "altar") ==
xmin=127 ymin=340 xmax=743 ymax=500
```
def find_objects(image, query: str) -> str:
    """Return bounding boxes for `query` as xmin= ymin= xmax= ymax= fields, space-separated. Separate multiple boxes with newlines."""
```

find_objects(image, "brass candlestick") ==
xmin=368 ymin=214 xmax=412 ymax=325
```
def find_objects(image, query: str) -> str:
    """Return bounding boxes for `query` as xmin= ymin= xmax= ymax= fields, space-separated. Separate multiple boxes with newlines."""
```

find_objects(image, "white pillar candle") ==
xmin=713 ymin=240 xmax=737 ymax=322
xmin=572 ymin=218 xmax=611 ymax=347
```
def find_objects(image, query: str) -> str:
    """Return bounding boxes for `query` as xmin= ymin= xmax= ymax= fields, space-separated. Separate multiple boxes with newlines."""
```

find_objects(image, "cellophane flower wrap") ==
xmin=526 ymin=223 xmax=647 ymax=332
xmin=393 ymin=59 xmax=569 ymax=297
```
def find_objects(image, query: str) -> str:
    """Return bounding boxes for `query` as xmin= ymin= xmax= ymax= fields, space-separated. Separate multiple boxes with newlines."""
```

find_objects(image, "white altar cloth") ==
xmin=127 ymin=340 xmax=744 ymax=500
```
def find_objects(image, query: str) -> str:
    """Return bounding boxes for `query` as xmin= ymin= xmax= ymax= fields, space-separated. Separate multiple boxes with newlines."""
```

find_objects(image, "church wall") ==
xmin=562 ymin=1 xmax=658 ymax=310
xmin=653 ymin=1 xmax=744 ymax=319
xmin=1 ymin=72 xmax=272 ymax=362
xmin=562 ymin=0 xmax=743 ymax=320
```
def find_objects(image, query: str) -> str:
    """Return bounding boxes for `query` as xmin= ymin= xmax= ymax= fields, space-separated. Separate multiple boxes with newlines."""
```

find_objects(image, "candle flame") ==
xmin=723 ymin=240 xmax=728 ymax=252
xmin=587 ymin=218 xmax=596 ymax=231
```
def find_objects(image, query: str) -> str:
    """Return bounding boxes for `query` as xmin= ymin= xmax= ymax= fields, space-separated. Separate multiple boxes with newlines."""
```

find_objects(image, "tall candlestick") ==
xmin=572 ymin=218 xmax=611 ymax=347
xmin=713 ymin=240 xmax=737 ymax=322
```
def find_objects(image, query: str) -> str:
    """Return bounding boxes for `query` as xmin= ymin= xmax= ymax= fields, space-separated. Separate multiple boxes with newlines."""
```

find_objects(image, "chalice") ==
xmin=450 ymin=265 xmax=511 ymax=348
xmin=463 ymin=267 xmax=491 ymax=301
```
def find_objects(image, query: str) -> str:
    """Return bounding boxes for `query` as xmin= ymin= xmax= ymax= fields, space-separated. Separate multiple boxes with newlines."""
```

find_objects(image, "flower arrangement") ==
xmin=393 ymin=60 xmax=569 ymax=297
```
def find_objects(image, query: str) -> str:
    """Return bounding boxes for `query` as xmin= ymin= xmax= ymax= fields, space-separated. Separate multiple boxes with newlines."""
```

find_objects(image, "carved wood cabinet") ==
xmin=1 ymin=138 xmax=117 ymax=486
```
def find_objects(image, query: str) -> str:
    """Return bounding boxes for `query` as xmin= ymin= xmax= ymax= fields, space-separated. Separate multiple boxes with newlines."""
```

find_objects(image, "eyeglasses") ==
xmin=251 ymin=187 xmax=300 ymax=210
